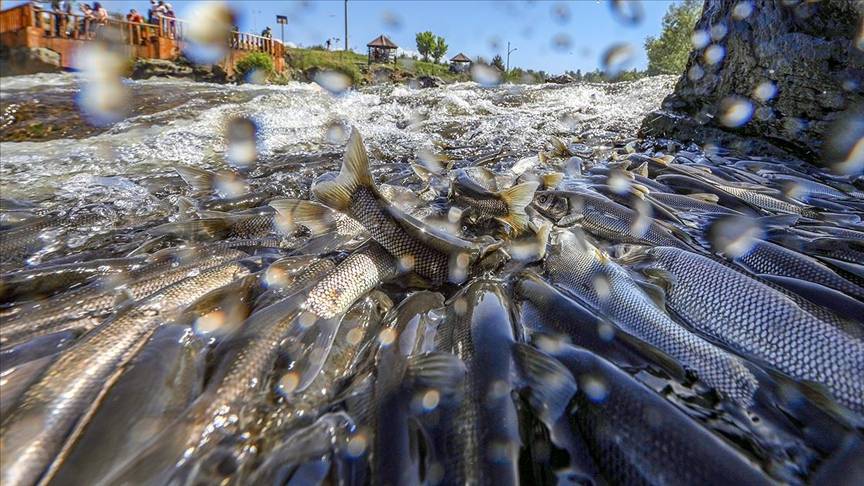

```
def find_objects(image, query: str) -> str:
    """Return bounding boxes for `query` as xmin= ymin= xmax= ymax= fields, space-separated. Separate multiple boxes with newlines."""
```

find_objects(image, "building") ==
xmin=366 ymin=34 xmax=397 ymax=64
xmin=449 ymin=52 xmax=471 ymax=72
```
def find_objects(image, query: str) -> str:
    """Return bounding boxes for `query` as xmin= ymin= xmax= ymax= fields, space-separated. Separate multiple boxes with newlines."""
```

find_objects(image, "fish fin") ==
xmin=614 ymin=245 xmax=654 ymax=267
xmin=633 ymin=277 xmax=668 ymax=309
xmin=654 ymin=218 xmax=696 ymax=247
xmin=757 ymin=214 xmax=800 ymax=228
xmin=549 ymin=137 xmax=571 ymax=158
xmin=513 ymin=343 xmax=577 ymax=421
xmin=630 ymin=183 xmax=650 ymax=199
xmin=175 ymin=196 xmax=197 ymax=220
xmin=314 ymin=129 xmax=373 ymax=210
xmin=614 ymin=331 xmax=688 ymax=382
xmin=688 ymin=192 xmax=720 ymax=203
xmin=632 ymin=161 xmax=648 ymax=177
xmin=270 ymin=199 xmax=343 ymax=236
xmin=411 ymin=163 xmax=434 ymax=182
xmin=498 ymin=181 xmax=540 ymax=234
xmin=650 ymin=156 xmax=671 ymax=166
xmin=400 ymin=272 xmax=436 ymax=289
xmin=796 ymin=380 xmax=863 ymax=425
xmin=406 ymin=352 xmax=467 ymax=401
xmin=538 ymin=151 xmax=549 ymax=164
xmin=197 ymin=209 xmax=234 ymax=219
xmin=641 ymin=267 xmax=676 ymax=293
xmin=541 ymin=172 xmax=564 ymax=189
xmin=126 ymin=235 xmax=169 ymax=256
xmin=531 ymin=221 xmax=552 ymax=260
xmin=175 ymin=166 xmax=215 ymax=192
xmin=149 ymin=218 xmax=232 ymax=239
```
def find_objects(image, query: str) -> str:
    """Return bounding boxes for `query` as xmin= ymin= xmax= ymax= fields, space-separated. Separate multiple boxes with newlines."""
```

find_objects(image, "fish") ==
xmin=269 ymin=198 xmax=368 ymax=255
xmin=102 ymin=242 xmax=395 ymax=485
xmin=0 ymin=260 xmax=251 ymax=486
xmin=619 ymin=246 xmax=864 ymax=414
xmin=248 ymin=413 xmax=363 ymax=485
xmin=48 ymin=325 xmax=206 ymax=485
xmin=514 ymin=270 xmax=685 ymax=379
xmin=370 ymin=291 xmax=465 ymax=486
xmin=516 ymin=344 xmax=772 ymax=485
xmin=722 ymin=238 xmax=864 ymax=302
xmin=0 ymin=244 xmax=248 ymax=349
xmin=0 ymin=207 xmax=115 ymax=267
xmin=532 ymin=190 xmax=698 ymax=250
xmin=0 ymin=256 xmax=147 ymax=304
xmin=432 ymin=280 xmax=522 ymax=486
xmin=450 ymin=169 xmax=539 ymax=234
xmin=313 ymin=129 xmax=502 ymax=285
xmin=147 ymin=208 xmax=294 ymax=242
xmin=543 ymin=229 xmax=759 ymax=407
xmin=253 ymin=255 xmax=336 ymax=311
xmin=646 ymin=190 xmax=743 ymax=216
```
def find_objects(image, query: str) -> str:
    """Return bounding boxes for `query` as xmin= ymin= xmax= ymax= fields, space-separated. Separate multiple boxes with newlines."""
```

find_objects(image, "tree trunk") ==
xmin=640 ymin=0 xmax=864 ymax=167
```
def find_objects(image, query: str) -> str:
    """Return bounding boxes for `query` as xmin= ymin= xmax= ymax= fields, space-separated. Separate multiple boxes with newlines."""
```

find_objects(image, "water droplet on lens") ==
xmin=718 ymin=96 xmax=754 ymax=127
xmin=691 ymin=30 xmax=710 ymax=49
xmin=610 ymin=0 xmax=644 ymax=26
xmin=551 ymin=33 xmax=571 ymax=51
xmin=752 ymin=81 xmax=777 ymax=102
xmin=471 ymin=64 xmax=502 ymax=87
xmin=551 ymin=2 xmax=571 ymax=23
xmin=422 ymin=389 xmax=440 ymax=410
xmin=580 ymin=374 xmax=609 ymax=402
xmin=823 ymin=110 xmax=864 ymax=175
xmin=732 ymin=1 xmax=754 ymax=20
xmin=184 ymin=2 xmax=234 ymax=64
xmin=710 ymin=23 xmax=728 ymax=41
xmin=347 ymin=432 xmax=368 ymax=457
xmin=314 ymin=70 xmax=352 ymax=95
xmin=688 ymin=64 xmax=705 ymax=81
xmin=707 ymin=215 xmax=762 ymax=258
xmin=278 ymin=372 xmax=300 ymax=394
xmin=325 ymin=122 xmax=348 ymax=144
xmin=704 ymin=44 xmax=725 ymax=64
xmin=601 ymin=43 xmax=634 ymax=78
xmin=378 ymin=328 xmax=397 ymax=346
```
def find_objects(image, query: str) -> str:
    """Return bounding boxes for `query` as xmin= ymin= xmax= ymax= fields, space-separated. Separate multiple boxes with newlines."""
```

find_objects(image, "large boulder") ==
xmin=0 ymin=47 xmax=62 ymax=76
xmin=546 ymin=73 xmax=575 ymax=84
xmin=130 ymin=58 xmax=231 ymax=83
xmin=641 ymin=0 xmax=864 ymax=166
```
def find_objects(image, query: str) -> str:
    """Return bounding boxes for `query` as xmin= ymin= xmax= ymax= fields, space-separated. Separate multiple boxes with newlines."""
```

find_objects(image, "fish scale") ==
xmin=0 ymin=261 xmax=250 ymax=486
xmin=0 ymin=246 xmax=247 ymax=348
xmin=434 ymin=281 xmax=521 ymax=486
xmin=646 ymin=247 xmax=864 ymax=413
xmin=735 ymin=240 xmax=864 ymax=301
xmin=351 ymin=185 xmax=452 ymax=283
xmin=544 ymin=233 xmax=759 ymax=407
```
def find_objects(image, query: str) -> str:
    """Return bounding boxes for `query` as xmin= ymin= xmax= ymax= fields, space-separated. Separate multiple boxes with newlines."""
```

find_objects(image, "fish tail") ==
xmin=497 ymin=181 xmax=540 ymax=234
xmin=688 ymin=192 xmax=720 ymax=203
xmin=150 ymin=218 xmax=232 ymax=240
xmin=270 ymin=199 xmax=343 ymax=236
xmin=549 ymin=136 xmax=571 ymax=158
xmin=175 ymin=166 xmax=216 ymax=193
xmin=541 ymin=172 xmax=564 ymax=189
xmin=632 ymin=161 xmax=649 ymax=177
xmin=314 ymin=130 xmax=373 ymax=210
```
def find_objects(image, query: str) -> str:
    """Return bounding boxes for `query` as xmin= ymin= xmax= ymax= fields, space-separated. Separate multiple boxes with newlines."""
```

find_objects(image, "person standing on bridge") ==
xmin=126 ymin=9 xmax=144 ymax=45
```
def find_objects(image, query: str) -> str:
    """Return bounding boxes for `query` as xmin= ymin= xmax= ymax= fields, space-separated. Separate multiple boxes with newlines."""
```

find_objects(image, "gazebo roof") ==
xmin=450 ymin=53 xmax=471 ymax=63
xmin=367 ymin=35 xmax=398 ymax=49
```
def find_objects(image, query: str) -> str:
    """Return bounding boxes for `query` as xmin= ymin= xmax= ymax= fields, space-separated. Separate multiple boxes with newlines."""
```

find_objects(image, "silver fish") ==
xmin=313 ymin=130 xmax=501 ymax=285
xmin=544 ymin=230 xmax=759 ymax=407
xmin=1 ymin=261 xmax=250 ymax=486
xmin=621 ymin=246 xmax=864 ymax=414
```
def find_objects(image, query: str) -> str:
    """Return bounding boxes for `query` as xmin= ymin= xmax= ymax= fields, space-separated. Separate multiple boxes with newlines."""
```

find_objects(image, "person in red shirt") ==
xmin=126 ymin=9 xmax=144 ymax=44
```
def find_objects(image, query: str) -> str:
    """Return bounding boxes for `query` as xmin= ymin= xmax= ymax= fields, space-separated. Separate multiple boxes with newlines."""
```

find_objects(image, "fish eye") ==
xmin=538 ymin=195 xmax=548 ymax=203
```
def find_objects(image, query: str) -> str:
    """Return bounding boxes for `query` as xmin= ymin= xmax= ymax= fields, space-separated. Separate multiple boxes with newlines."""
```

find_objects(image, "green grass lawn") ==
xmin=284 ymin=47 xmax=469 ymax=85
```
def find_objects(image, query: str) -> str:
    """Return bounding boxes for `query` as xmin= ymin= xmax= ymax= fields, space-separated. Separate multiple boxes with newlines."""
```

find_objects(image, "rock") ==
xmin=0 ymin=47 xmax=62 ymax=76
xmin=130 ymin=58 xmax=231 ymax=83
xmin=546 ymin=74 xmax=575 ymax=84
xmin=130 ymin=58 xmax=193 ymax=79
xmin=416 ymin=75 xmax=444 ymax=88
xmin=640 ymin=0 xmax=864 ymax=165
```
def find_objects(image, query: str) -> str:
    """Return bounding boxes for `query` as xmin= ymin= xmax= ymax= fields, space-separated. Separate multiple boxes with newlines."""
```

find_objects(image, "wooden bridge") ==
xmin=0 ymin=3 xmax=286 ymax=75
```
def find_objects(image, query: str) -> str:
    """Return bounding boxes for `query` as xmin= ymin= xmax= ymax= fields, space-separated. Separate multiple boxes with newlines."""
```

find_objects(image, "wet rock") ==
xmin=546 ymin=73 xmax=576 ymax=84
xmin=0 ymin=47 xmax=62 ymax=76
xmin=130 ymin=58 xmax=231 ymax=84
xmin=416 ymin=75 xmax=444 ymax=88
xmin=641 ymin=0 xmax=864 ymax=164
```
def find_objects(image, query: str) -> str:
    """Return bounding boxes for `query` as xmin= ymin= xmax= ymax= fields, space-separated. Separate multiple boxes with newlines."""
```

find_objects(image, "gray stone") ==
xmin=416 ymin=75 xmax=444 ymax=88
xmin=130 ymin=58 xmax=231 ymax=84
xmin=546 ymin=74 xmax=575 ymax=84
xmin=640 ymin=0 xmax=864 ymax=163
xmin=0 ymin=47 xmax=62 ymax=76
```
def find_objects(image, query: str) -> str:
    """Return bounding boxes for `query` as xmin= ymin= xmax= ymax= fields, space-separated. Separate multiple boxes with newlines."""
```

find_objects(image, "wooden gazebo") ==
xmin=367 ymin=34 xmax=398 ymax=64
xmin=449 ymin=53 xmax=471 ymax=72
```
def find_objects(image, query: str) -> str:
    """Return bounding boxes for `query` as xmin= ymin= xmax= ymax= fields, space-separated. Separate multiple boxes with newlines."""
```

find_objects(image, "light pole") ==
xmin=276 ymin=15 xmax=287 ymax=45
xmin=506 ymin=42 xmax=517 ymax=73
xmin=344 ymin=0 xmax=348 ymax=51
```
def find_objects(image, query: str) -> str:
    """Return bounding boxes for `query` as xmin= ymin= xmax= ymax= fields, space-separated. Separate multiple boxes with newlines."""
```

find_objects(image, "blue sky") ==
xmin=13 ymin=1 xmax=676 ymax=73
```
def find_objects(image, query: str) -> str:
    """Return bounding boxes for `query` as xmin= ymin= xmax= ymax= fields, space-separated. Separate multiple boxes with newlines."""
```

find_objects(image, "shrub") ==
xmin=235 ymin=51 xmax=274 ymax=80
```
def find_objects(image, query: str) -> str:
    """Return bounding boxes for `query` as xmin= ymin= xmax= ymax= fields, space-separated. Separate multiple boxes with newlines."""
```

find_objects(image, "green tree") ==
xmin=415 ymin=31 xmax=436 ymax=62
xmin=645 ymin=0 xmax=702 ymax=75
xmin=431 ymin=35 xmax=448 ymax=63
xmin=491 ymin=54 xmax=505 ymax=71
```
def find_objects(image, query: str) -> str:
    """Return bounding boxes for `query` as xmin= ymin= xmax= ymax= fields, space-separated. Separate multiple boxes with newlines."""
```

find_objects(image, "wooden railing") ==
xmin=1 ymin=3 xmax=283 ymax=57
